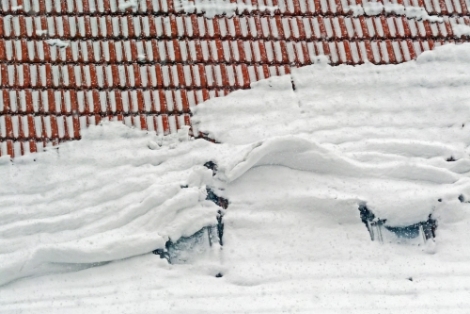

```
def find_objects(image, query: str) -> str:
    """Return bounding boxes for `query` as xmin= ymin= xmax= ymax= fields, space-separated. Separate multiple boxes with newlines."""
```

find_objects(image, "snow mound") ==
xmin=0 ymin=123 xmax=220 ymax=285
xmin=193 ymin=44 xmax=470 ymax=147
xmin=1 ymin=44 xmax=470 ymax=298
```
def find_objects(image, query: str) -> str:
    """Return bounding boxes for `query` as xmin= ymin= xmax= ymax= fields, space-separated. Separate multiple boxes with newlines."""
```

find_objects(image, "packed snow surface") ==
xmin=1 ymin=44 xmax=470 ymax=313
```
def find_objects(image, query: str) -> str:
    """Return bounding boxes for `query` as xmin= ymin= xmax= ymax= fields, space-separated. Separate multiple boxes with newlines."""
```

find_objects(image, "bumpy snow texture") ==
xmin=1 ymin=44 xmax=470 ymax=313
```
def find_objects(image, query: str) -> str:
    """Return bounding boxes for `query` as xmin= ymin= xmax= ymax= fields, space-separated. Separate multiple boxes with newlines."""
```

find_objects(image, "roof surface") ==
xmin=1 ymin=0 xmax=469 ymax=157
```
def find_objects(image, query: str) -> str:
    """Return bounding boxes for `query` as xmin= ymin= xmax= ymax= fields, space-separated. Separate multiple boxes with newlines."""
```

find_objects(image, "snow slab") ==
xmin=348 ymin=2 xmax=443 ymax=22
xmin=1 ymin=44 xmax=470 ymax=313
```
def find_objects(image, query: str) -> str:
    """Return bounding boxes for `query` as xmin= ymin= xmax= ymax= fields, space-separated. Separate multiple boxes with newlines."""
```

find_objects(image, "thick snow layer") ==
xmin=194 ymin=43 xmax=470 ymax=222
xmin=45 ymin=39 xmax=70 ymax=48
xmin=0 ymin=124 xmax=222 ymax=285
xmin=119 ymin=0 xmax=139 ymax=11
xmin=1 ymin=44 xmax=470 ymax=312
xmin=452 ymin=24 xmax=470 ymax=37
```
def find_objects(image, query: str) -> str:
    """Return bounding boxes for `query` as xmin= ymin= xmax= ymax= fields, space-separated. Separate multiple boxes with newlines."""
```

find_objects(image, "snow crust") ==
xmin=194 ymin=43 xmax=470 ymax=223
xmin=1 ymin=44 xmax=470 ymax=312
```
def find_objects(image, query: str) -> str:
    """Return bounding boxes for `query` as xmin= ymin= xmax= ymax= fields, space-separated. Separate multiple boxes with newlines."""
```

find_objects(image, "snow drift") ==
xmin=1 ymin=44 xmax=470 ymax=312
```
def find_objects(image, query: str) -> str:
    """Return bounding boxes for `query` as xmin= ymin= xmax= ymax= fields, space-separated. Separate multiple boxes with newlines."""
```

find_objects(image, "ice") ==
xmin=0 ymin=123 xmax=221 ymax=285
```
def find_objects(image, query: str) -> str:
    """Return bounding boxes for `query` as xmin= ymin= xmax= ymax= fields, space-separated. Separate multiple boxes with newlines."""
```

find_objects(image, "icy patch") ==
xmin=403 ymin=6 xmax=444 ymax=22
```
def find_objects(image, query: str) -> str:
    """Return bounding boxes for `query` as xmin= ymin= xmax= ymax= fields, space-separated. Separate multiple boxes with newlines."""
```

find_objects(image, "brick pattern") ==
xmin=1 ymin=0 xmax=470 ymax=157
xmin=2 ymin=0 xmax=470 ymax=16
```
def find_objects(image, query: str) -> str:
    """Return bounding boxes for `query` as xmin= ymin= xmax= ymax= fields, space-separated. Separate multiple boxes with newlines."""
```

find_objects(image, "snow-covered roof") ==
xmin=0 ymin=0 xmax=469 ymax=157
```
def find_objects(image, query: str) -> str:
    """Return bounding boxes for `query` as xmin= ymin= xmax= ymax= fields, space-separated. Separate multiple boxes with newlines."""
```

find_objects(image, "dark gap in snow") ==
xmin=204 ymin=161 xmax=218 ymax=176
xmin=217 ymin=209 xmax=225 ymax=246
xmin=290 ymin=78 xmax=296 ymax=91
xmin=152 ymin=162 xmax=229 ymax=262
xmin=206 ymin=187 xmax=228 ymax=246
xmin=152 ymin=226 xmax=219 ymax=264
xmin=198 ymin=132 xmax=219 ymax=144
xmin=358 ymin=204 xmax=437 ymax=242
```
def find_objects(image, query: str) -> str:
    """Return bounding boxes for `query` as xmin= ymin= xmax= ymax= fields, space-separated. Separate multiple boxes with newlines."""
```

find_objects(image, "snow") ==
xmin=46 ymin=39 xmax=70 ymax=49
xmin=174 ymin=0 xmax=277 ymax=18
xmin=1 ymin=44 xmax=470 ymax=312
xmin=452 ymin=23 xmax=470 ymax=37
xmin=349 ymin=2 xmax=443 ymax=22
